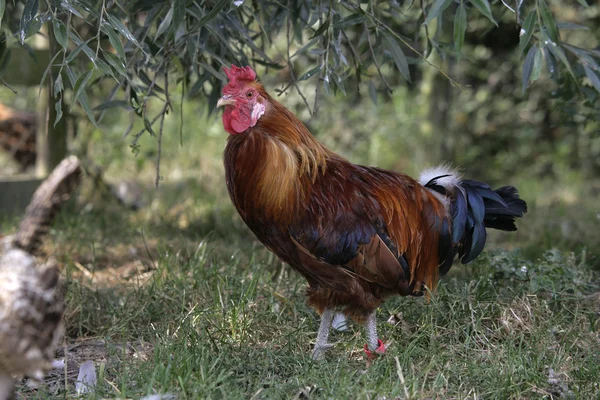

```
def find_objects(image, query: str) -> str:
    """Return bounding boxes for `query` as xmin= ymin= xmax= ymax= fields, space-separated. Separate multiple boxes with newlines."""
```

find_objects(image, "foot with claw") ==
xmin=363 ymin=312 xmax=390 ymax=365
xmin=313 ymin=309 xmax=389 ymax=363
xmin=364 ymin=339 xmax=387 ymax=360
xmin=311 ymin=343 xmax=334 ymax=360
xmin=312 ymin=308 xmax=335 ymax=360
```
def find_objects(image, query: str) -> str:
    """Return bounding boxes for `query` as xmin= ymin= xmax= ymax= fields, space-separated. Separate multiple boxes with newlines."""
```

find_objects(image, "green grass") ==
xmin=6 ymin=201 xmax=597 ymax=399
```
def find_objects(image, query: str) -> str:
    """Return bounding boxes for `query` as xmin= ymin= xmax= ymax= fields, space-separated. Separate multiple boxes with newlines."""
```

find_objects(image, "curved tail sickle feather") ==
xmin=420 ymin=166 xmax=527 ymax=275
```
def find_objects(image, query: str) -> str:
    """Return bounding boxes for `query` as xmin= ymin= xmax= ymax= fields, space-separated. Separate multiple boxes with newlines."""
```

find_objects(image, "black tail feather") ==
xmin=450 ymin=181 xmax=527 ymax=264
xmin=483 ymin=186 xmax=527 ymax=231
xmin=423 ymin=171 xmax=527 ymax=273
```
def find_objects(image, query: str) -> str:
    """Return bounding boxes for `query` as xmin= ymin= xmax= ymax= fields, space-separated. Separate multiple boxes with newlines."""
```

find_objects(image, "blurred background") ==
xmin=0 ymin=1 xmax=598 ymax=266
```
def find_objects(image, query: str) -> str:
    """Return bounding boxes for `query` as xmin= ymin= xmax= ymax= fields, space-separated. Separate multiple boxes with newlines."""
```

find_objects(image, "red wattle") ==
xmin=223 ymin=106 xmax=252 ymax=135
xmin=222 ymin=109 xmax=234 ymax=135
xmin=231 ymin=117 xmax=249 ymax=134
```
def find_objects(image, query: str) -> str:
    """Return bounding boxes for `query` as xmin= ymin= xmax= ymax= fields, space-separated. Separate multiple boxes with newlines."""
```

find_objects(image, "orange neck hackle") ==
xmin=225 ymin=88 xmax=336 ymax=224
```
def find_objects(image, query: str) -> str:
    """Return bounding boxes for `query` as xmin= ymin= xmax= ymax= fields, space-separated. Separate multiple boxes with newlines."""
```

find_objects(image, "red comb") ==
xmin=223 ymin=64 xmax=256 ymax=86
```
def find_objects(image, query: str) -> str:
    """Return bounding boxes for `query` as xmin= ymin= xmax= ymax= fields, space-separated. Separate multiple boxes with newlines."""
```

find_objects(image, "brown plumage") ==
xmin=226 ymin=127 xmax=442 ymax=315
xmin=219 ymin=65 xmax=527 ymax=359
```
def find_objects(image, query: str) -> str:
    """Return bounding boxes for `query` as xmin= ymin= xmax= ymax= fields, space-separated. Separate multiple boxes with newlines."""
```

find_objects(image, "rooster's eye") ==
xmin=246 ymin=91 xmax=253 ymax=98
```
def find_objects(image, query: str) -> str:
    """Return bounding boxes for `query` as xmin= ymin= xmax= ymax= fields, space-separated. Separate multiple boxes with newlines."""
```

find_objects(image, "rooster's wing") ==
xmin=288 ymin=177 xmax=414 ymax=295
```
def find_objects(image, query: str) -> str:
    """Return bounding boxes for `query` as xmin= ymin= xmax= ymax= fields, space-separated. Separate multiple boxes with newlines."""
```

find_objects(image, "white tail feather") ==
xmin=419 ymin=165 xmax=462 ymax=189
xmin=419 ymin=165 xmax=462 ymax=209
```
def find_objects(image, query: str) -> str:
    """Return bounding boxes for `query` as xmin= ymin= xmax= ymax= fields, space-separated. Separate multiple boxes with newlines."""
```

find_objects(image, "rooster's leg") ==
xmin=365 ymin=312 xmax=379 ymax=351
xmin=312 ymin=308 xmax=335 ymax=360
xmin=0 ymin=374 xmax=15 ymax=400
xmin=364 ymin=312 xmax=386 ymax=359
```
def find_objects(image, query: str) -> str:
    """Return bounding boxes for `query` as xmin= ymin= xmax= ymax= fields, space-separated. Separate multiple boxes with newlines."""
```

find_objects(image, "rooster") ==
xmin=217 ymin=65 xmax=526 ymax=360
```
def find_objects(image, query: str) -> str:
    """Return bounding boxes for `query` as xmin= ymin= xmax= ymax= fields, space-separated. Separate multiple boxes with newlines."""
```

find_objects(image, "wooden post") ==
xmin=0 ymin=42 xmax=69 ymax=214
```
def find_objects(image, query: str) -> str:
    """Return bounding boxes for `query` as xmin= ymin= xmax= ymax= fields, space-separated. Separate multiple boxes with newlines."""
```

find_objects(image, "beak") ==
xmin=217 ymin=95 xmax=236 ymax=108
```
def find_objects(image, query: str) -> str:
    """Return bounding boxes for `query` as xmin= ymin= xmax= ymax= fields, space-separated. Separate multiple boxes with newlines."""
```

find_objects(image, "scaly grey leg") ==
xmin=312 ymin=308 xmax=335 ymax=360
xmin=364 ymin=312 xmax=387 ymax=361
xmin=365 ymin=312 xmax=379 ymax=351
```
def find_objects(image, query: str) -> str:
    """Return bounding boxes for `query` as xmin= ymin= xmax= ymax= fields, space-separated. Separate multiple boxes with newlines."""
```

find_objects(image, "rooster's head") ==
xmin=218 ymin=65 xmax=266 ymax=135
